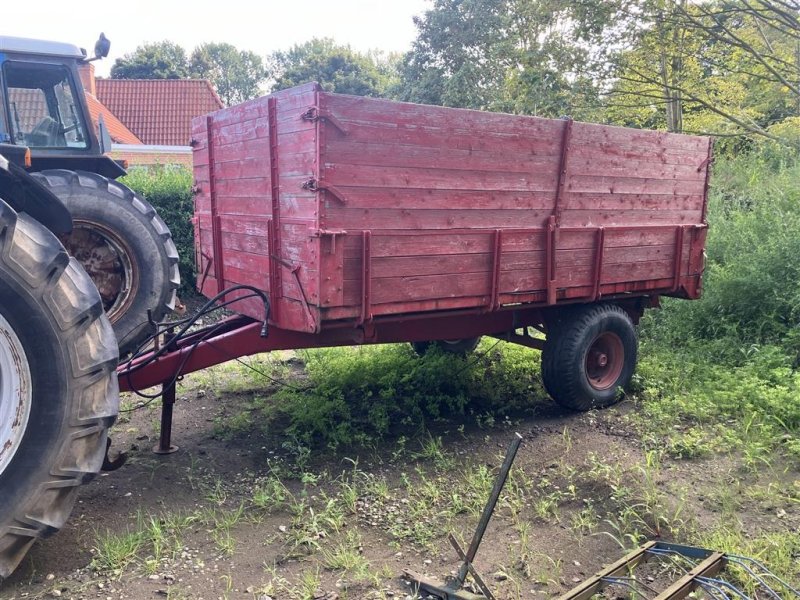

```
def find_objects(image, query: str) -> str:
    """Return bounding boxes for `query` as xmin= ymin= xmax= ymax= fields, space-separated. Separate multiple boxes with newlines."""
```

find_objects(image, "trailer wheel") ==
xmin=0 ymin=202 xmax=118 ymax=579
xmin=412 ymin=337 xmax=481 ymax=356
xmin=541 ymin=304 xmax=637 ymax=411
xmin=31 ymin=170 xmax=180 ymax=356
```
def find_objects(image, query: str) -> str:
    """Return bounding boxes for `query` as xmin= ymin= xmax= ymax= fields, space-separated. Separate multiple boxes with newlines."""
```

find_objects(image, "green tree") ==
xmin=190 ymin=43 xmax=267 ymax=106
xmin=570 ymin=0 xmax=799 ymax=140
xmin=396 ymin=0 xmax=515 ymax=109
xmin=110 ymin=41 xmax=191 ymax=79
xmin=395 ymin=0 xmax=602 ymax=118
xmin=269 ymin=38 xmax=392 ymax=96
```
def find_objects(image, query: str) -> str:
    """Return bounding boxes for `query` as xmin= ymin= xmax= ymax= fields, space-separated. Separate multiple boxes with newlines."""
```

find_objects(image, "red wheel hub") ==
xmin=585 ymin=332 xmax=624 ymax=390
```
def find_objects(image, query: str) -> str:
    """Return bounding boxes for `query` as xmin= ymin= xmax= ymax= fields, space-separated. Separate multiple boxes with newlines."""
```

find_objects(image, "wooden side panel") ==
xmin=312 ymin=92 xmax=709 ymax=320
xmin=191 ymin=83 xmax=322 ymax=332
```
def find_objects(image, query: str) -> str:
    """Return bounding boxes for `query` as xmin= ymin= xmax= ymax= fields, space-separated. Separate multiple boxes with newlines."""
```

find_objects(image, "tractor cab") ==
xmin=0 ymin=34 xmax=122 ymax=177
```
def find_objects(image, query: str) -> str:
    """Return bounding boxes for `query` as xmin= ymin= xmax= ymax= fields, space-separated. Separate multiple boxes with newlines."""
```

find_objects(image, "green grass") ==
xmin=632 ymin=151 xmax=800 ymax=468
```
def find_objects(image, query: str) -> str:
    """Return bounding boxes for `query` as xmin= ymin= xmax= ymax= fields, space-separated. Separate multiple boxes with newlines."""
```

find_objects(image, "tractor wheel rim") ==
xmin=60 ymin=221 xmax=138 ymax=324
xmin=585 ymin=331 xmax=624 ymax=391
xmin=0 ymin=312 xmax=32 ymax=476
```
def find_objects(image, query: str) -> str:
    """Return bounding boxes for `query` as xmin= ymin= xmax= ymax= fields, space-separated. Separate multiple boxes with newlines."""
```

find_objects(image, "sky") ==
xmin=4 ymin=0 xmax=431 ymax=77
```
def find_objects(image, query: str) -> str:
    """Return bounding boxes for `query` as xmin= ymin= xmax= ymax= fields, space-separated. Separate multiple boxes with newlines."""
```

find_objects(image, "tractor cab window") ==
xmin=3 ymin=62 xmax=88 ymax=149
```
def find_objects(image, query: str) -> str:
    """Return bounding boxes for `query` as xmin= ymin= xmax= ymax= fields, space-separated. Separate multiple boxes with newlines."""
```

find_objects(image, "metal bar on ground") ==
xmin=454 ymin=432 xmax=523 ymax=588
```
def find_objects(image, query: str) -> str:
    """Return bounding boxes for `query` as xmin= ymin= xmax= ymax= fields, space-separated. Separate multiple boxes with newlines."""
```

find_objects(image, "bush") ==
xmin=642 ymin=152 xmax=800 ymax=355
xmin=121 ymin=166 xmax=195 ymax=294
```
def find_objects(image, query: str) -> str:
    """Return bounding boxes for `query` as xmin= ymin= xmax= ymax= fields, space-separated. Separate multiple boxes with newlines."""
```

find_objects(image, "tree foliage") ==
xmin=269 ymin=38 xmax=395 ymax=96
xmin=191 ymin=43 xmax=266 ymax=106
xmin=394 ymin=0 xmax=603 ymax=119
xmin=110 ymin=41 xmax=191 ymax=79
xmin=111 ymin=41 xmax=267 ymax=106
xmin=394 ymin=0 xmax=799 ymax=145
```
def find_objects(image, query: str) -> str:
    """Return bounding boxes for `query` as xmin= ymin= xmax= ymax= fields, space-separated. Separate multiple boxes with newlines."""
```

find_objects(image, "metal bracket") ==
xmin=300 ymin=106 xmax=349 ymax=135
xmin=312 ymin=229 xmax=348 ymax=254
xmin=302 ymin=178 xmax=348 ymax=204
xmin=269 ymin=254 xmax=318 ymax=332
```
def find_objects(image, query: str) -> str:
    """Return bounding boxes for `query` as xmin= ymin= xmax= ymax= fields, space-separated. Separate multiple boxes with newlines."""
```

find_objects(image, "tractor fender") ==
xmin=0 ymin=153 xmax=72 ymax=235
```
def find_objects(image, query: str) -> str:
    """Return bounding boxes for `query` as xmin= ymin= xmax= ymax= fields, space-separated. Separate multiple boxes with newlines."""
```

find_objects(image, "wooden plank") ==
xmin=325 ymin=187 xmax=557 ymax=211
xmin=324 ymin=139 xmax=560 ymax=174
xmin=569 ymin=143 xmax=709 ymax=166
xmin=322 ymin=92 xmax=564 ymax=137
xmin=323 ymin=120 xmax=561 ymax=157
xmin=342 ymin=273 xmax=491 ymax=306
xmin=344 ymin=253 xmax=494 ymax=280
xmin=204 ymin=82 xmax=319 ymax=127
xmin=325 ymin=208 xmax=552 ymax=230
xmin=215 ymin=197 xmax=272 ymax=216
xmin=323 ymin=163 xmax=559 ymax=192
xmin=344 ymin=231 xmax=498 ymax=258
xmin=562 ymin=192 xmax=704 ymax=211
xmin=213 ymin=157 xmax=271 ymax=180
xmin=572 ymin=121 xmax=708 ymax=152
xmin=567 ymin=155 xmax=707 ymax=181
xmin=220 ymin=232 xmax=269 ymax=255
xmin=214 ymin=177 xmax=272 ymax=199
xmin=566 ymin=175 xmax=706 ymax=196
xmin=212 ymin=116 xmax=269 ymax=145
xmin=560 ymin=209 xmax=703 ymax=227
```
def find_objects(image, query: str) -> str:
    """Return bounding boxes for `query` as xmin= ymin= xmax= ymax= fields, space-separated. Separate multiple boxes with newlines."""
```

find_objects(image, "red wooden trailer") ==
xmin=119 ymin=82 xmax=711 ymax=413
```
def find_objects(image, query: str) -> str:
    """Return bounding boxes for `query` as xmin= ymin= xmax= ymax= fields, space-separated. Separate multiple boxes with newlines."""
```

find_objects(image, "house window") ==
xmin=3 ymin=62 xmax=88 ymax=149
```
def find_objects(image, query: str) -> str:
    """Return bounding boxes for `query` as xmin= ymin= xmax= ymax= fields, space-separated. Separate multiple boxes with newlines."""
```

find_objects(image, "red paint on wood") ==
xmin=195 ymin=84 xmax=711 ymax=332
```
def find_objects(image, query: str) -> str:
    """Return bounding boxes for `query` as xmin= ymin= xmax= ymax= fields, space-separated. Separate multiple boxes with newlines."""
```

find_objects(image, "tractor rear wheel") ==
xmin=0 ymin=202 xmax=118 ymax=579
xmin=31 ymin=170 xmax=180 ymax=356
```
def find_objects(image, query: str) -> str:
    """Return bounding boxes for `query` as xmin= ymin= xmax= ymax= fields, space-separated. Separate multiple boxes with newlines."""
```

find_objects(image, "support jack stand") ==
xmin=405 ymin=433 xmax=523 ymax=600
xmin=152 ymin=379 xmax=179 ymax=455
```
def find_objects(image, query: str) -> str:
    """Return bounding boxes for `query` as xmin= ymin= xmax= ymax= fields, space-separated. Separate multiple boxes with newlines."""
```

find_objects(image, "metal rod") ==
xmin=153 ymin=379 xmax=179 ymax=455
xmin=454 ymin=432 xmax=523 ymax=587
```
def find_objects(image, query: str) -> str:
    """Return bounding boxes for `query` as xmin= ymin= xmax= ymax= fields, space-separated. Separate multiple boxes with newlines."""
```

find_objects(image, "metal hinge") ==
xmin=300 ymin=106 xmax=349 ymax=135
xmin=301 ymin=178 xmax=347 ymax=204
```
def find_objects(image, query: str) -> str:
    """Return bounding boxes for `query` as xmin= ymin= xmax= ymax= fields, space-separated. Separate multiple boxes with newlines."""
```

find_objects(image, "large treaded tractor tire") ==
xmin=0 ymin=201 xmax=118 ymax=579
xmin=31 ymin=170 xmax=180 ymax=356
xmin=542 ymin=303 xmax=637 ymax=411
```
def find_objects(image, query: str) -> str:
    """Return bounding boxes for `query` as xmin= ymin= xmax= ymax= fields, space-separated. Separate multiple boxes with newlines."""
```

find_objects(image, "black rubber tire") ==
xmin=0 ymin=201 xmax=118 ymax=579
xmin=412 ymin=337 xmax=481 ymax=356
xmin=541 ymin=304 xmax=637 ymax=411
xmin=31 ymin=170 xmax=180 ymax=356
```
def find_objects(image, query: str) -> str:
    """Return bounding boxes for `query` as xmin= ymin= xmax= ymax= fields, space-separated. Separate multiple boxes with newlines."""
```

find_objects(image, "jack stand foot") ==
xmin=152 ymin=443 xmax=179 ymax=455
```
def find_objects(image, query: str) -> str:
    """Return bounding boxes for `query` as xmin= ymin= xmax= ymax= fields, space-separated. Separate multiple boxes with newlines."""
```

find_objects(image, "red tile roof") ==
xmin=96 ymin=79 xmax=224 ymax=146
xmin=84 ymin=93 xmax=142 ymax=145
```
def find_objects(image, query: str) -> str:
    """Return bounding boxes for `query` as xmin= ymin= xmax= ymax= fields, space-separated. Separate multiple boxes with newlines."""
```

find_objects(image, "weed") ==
xmin=91 ymin=528 xmax=143 ymax=574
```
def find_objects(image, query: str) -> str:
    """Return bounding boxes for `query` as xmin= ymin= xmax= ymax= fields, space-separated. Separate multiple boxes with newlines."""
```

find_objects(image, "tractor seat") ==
xmin=28 ymin=117 xmax=64 ymax=147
